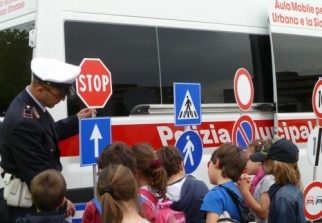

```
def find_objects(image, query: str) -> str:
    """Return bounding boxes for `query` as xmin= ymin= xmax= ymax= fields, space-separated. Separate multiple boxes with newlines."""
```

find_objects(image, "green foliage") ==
xmin=0 ymin=28 xmax=32 ymax=115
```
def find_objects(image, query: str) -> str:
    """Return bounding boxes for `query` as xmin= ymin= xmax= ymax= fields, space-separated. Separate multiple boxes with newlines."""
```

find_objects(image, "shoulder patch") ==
xmin=22 ymin=105 xmax=33 ymax=119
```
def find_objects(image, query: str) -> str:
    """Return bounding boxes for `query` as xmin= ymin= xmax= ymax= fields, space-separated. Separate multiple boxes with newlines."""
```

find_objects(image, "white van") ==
xmin=1 ymin=0 xmax=322 ymax=221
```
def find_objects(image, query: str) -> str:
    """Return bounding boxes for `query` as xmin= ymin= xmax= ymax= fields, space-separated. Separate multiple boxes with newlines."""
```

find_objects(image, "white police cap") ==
xmin=31 ymin=57 xmax=80 ymax=85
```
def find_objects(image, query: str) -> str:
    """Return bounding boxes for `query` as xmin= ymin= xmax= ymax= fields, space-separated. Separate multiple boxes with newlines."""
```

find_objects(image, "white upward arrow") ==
xmin=90 ymin=124 xmax=102 ymax=158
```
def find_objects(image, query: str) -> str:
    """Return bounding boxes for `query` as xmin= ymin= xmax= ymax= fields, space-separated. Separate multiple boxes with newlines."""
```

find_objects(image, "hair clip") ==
xmin=150 ymin=159 xmax=161 ymax=169
xmin=254 ymin=141 xmax=264 ymax=152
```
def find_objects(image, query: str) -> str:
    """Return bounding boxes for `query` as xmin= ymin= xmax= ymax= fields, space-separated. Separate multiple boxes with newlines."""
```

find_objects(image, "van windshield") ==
xmin=272 ymin=33 xmax=322 ymax=113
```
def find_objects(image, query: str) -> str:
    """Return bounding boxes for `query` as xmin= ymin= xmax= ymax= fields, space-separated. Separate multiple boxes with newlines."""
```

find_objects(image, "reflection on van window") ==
xmin=0 ymin=23 xmax=33 ymax=116
xmin=65 ymin=21 xmax=273 ymax=116
xmin=272 ymin=33 xmax=322 ymax=112
xmin=158 ymin=29 xmax=272 ymax=104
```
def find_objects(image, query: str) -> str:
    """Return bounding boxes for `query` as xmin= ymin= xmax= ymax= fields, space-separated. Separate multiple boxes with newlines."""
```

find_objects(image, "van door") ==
xmin=268 ymin=0 xmax=322 ymax=188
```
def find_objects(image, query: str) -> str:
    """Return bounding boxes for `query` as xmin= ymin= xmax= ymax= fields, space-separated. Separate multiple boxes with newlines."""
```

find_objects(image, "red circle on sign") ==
xmin=312 ymin=80 xmax=322 ymax=119
xmin=232 ymin=115 xmax=256 ymax=146
xmin=76 ymin=58 xmax=112 ymax=108
xmin=303 ymin=181 xmax=322 ymax=220
xmin=234 ymin=68 xmax=254 ymax=111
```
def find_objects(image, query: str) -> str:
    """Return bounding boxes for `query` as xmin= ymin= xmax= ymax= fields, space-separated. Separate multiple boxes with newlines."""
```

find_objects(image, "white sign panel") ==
xmin=0 ymin=0 xmax=36 ymax=23
xmin=233 ymin=68 xmax=254 ymax=111
xmin=269 ymin=0 xmax=322 ymax=36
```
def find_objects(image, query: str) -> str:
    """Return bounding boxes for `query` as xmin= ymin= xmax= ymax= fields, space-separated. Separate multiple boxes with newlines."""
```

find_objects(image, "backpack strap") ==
xmin=218 ymin=185 xmax=244 ymax=222
xmin=92 ymin=197 xmax=102 ymax=214
xmin=219 ymin=185 xmax=243 ymax=204
xmin=139 ymin=188 xmax=158 ymax=205
xmin=267 ymin=183 xmax=282 ymax=199
xmin=139 ymin=188 xmax=159 ymax=222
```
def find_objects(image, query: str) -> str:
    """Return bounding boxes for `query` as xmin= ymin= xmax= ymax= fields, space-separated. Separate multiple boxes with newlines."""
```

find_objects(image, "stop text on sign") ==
xmin=76 ymin=58 xmax=112 ymax=108
xmin=78 ymin=74 xmax=110 ymax=92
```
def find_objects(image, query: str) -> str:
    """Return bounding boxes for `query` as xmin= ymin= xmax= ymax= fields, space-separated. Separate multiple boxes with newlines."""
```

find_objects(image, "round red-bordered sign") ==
xmin=232 ymin=114 xmax=256 ymax=149
xmin=312 ymin=79 xmax=322 ymax=119
xmin=303 ymin=181 xmax=322 ymax=220
xmin=234 ymin=68 xmax=254 ymax=111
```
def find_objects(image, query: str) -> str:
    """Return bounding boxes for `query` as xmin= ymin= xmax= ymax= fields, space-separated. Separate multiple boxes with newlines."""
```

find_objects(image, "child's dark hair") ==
xmin=132 ymin=143 xmax=167 ymax=199
xmin=97 ymin=164 xmax=138 ymax=223
xmin=97 ymin=141 xmax=136 ymax=173
xmin=30 ymin=169 xmax=66 ymax=212
xmin=156 ymin=145 xmax=183 ymax=177
xmin=210 ymin=143 xmax=247 ymax=182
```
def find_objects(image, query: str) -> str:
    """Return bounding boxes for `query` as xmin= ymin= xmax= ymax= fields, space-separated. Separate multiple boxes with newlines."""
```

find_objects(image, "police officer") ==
xmin=0 ymin=57 xmax=93 ymax=222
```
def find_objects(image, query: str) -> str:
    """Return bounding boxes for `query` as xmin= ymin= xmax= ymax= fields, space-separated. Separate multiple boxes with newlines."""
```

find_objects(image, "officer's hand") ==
xmin=63 ymin=198 xmax=76 ymax=217
xmin=77 ymin=108 xmax=96 ymax=119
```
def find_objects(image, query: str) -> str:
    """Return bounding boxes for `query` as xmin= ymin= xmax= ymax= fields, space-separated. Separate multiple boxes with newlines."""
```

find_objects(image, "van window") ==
xmin=64 ymin=21 xmax=273 ymax=116
xmin=272 ymin=33 xmax=322 ymax=112
xmin=0 ymin=23 xmax=34 ymax=116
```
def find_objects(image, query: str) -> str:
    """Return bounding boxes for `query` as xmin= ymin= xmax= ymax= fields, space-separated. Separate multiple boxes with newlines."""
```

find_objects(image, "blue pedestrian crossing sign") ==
xmin=80 ymin=117 xmax=111 ymax=166
xmin=174 ymin=83 xmax=201 ymax=126
xmin=175 ymin=130 xmax=203 ymax=174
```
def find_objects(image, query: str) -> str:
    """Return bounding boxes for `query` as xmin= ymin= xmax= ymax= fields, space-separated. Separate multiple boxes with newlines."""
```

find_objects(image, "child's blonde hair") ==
xmin=263 ymin=159 xmax=301 ymax=186
xmin=97 ymin=164 xmax=139 ymax=223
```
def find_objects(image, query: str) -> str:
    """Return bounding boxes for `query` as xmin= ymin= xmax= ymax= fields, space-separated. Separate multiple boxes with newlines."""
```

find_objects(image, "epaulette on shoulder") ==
xmin=22 ymin=105 xmax=33 ymax=119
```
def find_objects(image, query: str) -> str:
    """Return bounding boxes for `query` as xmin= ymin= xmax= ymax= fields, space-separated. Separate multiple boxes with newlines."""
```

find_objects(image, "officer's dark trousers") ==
xmin=0 ymin=188 xmax=37 ymax=222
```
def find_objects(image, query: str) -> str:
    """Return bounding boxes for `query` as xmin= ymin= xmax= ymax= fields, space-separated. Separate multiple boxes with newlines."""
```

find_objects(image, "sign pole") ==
xmin=311 ymin=80 xmax=322 ymax=181
xmin=77 ymin=58 xmax=113 ymax=200
xmin=313 ymin=127 xmax=322 ymax=181
xmin=91 ymin=110 xmax=98 ymax=198
xmin=173 ymin=82 xmax=202 ymax=174
xmin=232 ymin=68 xmax=255 ymax=148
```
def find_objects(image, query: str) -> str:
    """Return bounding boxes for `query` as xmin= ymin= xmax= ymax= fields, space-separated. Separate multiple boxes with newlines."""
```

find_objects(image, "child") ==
xmin=200 ymin=143 xmax=248 ymax=223
xmin=249 ymin=138 xmax=306 ymax=223
xmin=97 ymin=164 xmax=149 ymax=223
xmin=82 ymin=142 xmax=136 ymax=223
xmin=15 ymin=169 xmax=68 ymax=223
xmin=131 ymin=143 xmax=168 ymax=222
xmin=238 ymin=140 xmax=275 ymax=223
xmin=156 ymin=145 xmax=209 ymax=223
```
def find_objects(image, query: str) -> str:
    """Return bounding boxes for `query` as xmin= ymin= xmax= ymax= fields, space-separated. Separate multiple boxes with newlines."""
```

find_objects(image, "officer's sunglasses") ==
xmin=40 ymin=82 xmax=66 ymax=101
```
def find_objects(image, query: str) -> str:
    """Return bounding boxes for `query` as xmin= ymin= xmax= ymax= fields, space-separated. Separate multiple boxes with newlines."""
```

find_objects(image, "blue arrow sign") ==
xmin=175 ymin=130 xmax=203 ymax=174
xmin=174 ymin=83 xmax=201 ymax=126
xmin=80 ymin=117 xmax=111 ymax=166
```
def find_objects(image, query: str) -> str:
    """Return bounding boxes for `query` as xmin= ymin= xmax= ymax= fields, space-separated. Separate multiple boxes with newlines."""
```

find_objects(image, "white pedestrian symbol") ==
xmin=183 ymin=135 xmax=195 ymax=166
xmin=178 ymin=90 xmax=199 ymax=119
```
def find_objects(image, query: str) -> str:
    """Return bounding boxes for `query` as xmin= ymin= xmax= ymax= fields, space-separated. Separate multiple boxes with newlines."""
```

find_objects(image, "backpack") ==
xmin=219 ymin=185 xmax=256 ymax=223
xmin=139 ymin=188 xmax=186 ymax=223
xmin=218 ymin=211 xmax=240 ymax=223
xmin=92 ymin=197 xmax=102 ymax=214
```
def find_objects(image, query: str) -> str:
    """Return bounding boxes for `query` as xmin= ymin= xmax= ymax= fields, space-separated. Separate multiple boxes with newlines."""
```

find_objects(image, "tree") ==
xmin=0 ymin=28 xmax=32 ymax=115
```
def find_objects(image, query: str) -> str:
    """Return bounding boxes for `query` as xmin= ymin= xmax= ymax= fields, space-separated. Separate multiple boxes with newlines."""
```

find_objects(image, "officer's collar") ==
xmin=26 ymin=86 xmax=46 ymax=113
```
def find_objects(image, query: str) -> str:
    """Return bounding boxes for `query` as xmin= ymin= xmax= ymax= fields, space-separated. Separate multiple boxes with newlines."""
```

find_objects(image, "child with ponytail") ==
xmin=131 ymin=143 xmax=168 ymax=222
xmin=97 ymin=164 xmax=149 ymax=223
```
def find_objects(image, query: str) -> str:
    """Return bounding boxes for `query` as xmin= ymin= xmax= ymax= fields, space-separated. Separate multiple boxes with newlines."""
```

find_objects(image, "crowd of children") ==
xmin=11 ymin=138 xmax=306 ymax=223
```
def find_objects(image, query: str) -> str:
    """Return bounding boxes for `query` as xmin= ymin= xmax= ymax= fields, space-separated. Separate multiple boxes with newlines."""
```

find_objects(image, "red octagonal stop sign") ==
xmin=76 ymin=58 xmax=112 ymax=108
